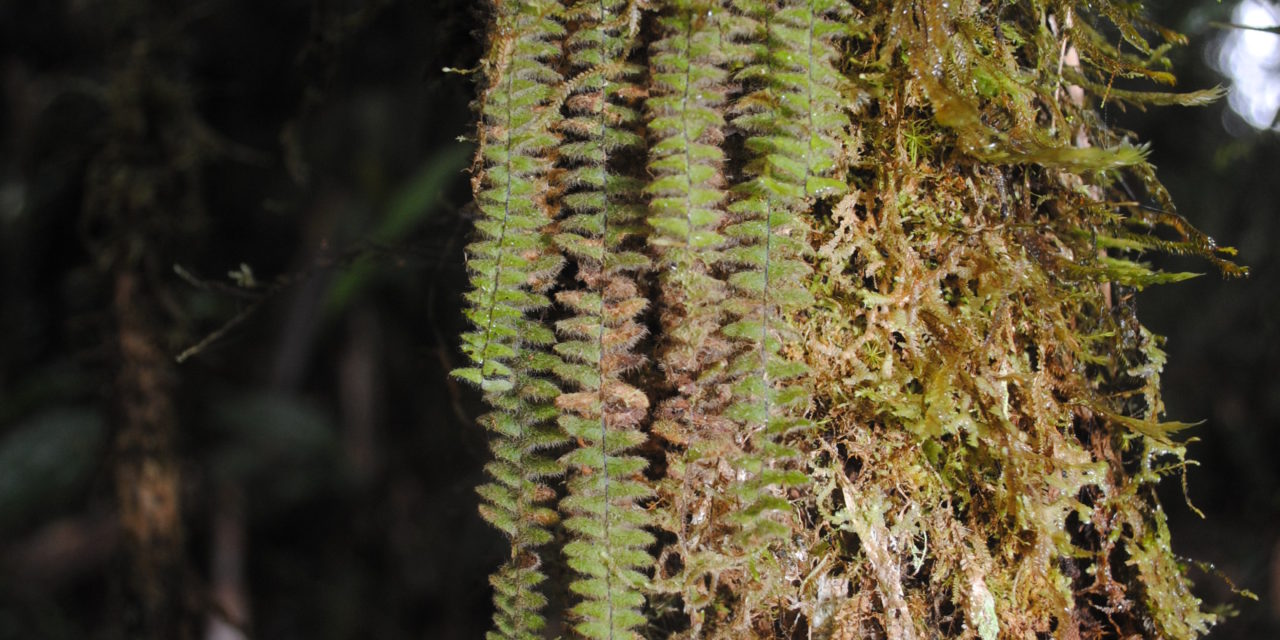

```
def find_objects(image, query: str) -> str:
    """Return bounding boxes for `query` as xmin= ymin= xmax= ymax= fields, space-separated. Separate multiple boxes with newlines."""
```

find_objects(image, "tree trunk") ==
xmin=84 ymin=2 xmax=208 ymax=636
xmin=110 ymin=270 xmax=188 ymax=640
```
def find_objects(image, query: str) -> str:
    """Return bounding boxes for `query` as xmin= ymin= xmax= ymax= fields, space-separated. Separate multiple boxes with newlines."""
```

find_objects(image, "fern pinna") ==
xmin=553 ymin=2 xmax=655 ymax=639
xmin=454 ymin=2 xmax=567 ymax=638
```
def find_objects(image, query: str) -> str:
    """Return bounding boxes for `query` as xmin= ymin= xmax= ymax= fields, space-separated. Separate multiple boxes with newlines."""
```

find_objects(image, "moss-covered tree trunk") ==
xmin=83 ymin=2 xmax=207 ymax=637
xmin=457 ymin=1 xmax=1242 ymax=639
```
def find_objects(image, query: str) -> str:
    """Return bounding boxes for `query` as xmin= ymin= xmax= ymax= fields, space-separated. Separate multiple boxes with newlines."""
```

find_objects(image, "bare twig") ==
xmin=172 ymin=243 xmax=377 ymax=363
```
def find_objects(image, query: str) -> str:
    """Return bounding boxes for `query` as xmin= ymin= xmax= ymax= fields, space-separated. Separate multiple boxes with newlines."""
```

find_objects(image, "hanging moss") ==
xmin=456 ymin=1 xmax=1245 ymax=638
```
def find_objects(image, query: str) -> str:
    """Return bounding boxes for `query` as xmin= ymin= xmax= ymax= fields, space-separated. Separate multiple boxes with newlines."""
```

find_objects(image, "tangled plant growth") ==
xmin=455 ymin=0 xmax=1245 ymax=638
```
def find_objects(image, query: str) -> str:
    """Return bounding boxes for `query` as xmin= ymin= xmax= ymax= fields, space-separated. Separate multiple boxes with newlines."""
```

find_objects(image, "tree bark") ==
xmin=110 ymin=269 xmax=189 ymax=640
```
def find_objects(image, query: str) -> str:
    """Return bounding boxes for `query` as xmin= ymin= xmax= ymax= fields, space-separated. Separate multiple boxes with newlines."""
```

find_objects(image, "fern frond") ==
xmin=730 ymin=0 xmax=849 ymax=200
xmin=454 ymin=2 xmax=569 ymax=638
xmin=554 ymin=2 xmax=655 ymax=639
xmin=478 ymin=331 xmax=566 ymax=640
xmin=714 ymin=0 xmax=850 ymax=622
xmin=644 ymin=2 xmax=751 ymax=632
xmin=646 ymin=1 xmax=732 ymax=386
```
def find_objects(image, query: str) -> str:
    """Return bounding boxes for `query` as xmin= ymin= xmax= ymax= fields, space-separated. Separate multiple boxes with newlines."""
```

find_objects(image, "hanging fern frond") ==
xmin=453 ymin=2 xmax=568 ymax=638
xmin=552 ymin=2 xmax=656 ymax=639
xmin=730 ymin=0 xmax=849 ymax=203
xmin=724 ymin=0 xmax=849 ymax=520
xmin=712 ymin=0 xmax=850 ymax=622
xmin=477 ymin=342 xmax=569 ymax=640
xmin=645 ymin=0 xmax=733 ymax=390
xmin=643 ymin=1 xmax=745 ymax=631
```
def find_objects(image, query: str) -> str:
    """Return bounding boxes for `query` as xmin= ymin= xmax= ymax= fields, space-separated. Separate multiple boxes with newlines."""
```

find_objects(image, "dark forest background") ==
xmin=0 ymin=0 xmax=1274 ymax=638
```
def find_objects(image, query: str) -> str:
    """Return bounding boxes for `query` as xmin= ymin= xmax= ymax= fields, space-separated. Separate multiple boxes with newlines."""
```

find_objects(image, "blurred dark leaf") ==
xmin=0 ymin=408 xmax=104 ymax=535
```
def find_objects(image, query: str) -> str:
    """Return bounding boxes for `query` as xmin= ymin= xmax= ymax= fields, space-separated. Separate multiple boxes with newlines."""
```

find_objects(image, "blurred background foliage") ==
xmin=0 ymin=0 xmax=1274 ymax=638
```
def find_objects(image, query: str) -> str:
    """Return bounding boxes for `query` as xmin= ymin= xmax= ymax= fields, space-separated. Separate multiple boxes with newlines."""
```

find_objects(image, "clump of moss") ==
xmin=794 ymin=1 xmax=1242 ymax=638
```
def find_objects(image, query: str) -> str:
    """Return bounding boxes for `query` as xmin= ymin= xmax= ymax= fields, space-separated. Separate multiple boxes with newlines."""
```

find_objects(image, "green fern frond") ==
xmin=646 ymin=0 xmax=732 ymax=383
xmin=454 ymin=2 xmax=569 ymax=638
xmin=708 ymin=0 xmax=850 ymax=623
xmin=554 ymin=2 xmax=655 ymax=639
xmin=644 ymin=3 xmax=745 ymax=631
xmin=477 ymin=331 xmax=567 ymax=640
xmin=457 ymin=0 xmax=565 ymax=393
xmin=730 ymin=0 xmax=849 ymax=200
